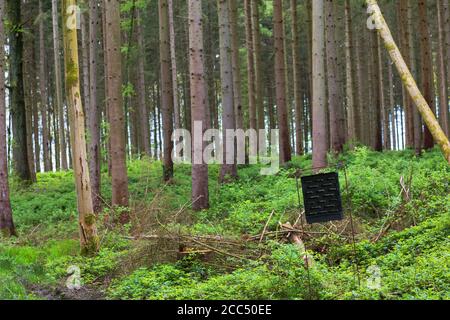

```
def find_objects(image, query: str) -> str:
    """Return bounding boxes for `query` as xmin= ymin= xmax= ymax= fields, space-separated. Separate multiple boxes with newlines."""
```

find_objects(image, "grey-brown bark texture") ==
xmin=189 ymin=0 xmax=209 ymax=211
xmin=87 ymin=0 xmax=102 ymax=213
xmin=159 ymin=0 xmax=174 ymax=181
xmin=273 ymin=0 xmax=291 ymax=164
xmin=0 ymin=0 xmax=16 ymax=237
xmin=105 ymin=0 xmax=129 ymax=208
xmin=312 ymin=0 xmax=327 ymax=170
xmin=52 ymin=0 xmax=68 ymax=171
xmin=7 ymin=0 xmax=32 ymax=182
xmin=218 ymin=0 xmax=237 ymax=183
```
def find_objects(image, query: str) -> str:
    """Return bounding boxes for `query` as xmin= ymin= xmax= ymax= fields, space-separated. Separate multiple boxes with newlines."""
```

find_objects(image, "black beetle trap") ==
xmin=301 ymin=172 xmax=343 ymax=224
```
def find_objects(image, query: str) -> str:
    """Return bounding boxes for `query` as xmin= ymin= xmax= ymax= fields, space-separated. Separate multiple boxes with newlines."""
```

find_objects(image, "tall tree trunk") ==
xmin=443 ymin=0 xmax=450 ymax=135
xmin=367 ymin=0 xmax=450 ymax=163
xmin=39 ymin=0 xmax=52 ymax=172
xmin=62 ymin=0 xmax=99 ymax=254
xmin=52 ymin=0 xmax=68 ymax=171
xmin=105 ymin=0 xmax=129 ymax=208
xmin=311 ymin=0 xmax=327 ymax=170
xmin=344 ymin=0 xmax=356 ymax=144
xmin=291 ymin=0 xmax=304 ymax=155
xmin=252 ymin=0 xmax=264 ymax=133
xmin=406 ymin=1 xmax=422 ymax=154
xmin=136 ymin=9 xmax=150 ymax=157
xmin=22 ymin=3 xmax=37 ymax=182
xmin=159 ymin=0 xmax=174 ymax=181
xmin=229 ymin=0 xmax=243 ymax=130
xmin=244 ymin=0 xmax=256 ymax=131
xmin=418 ymin=0 xmax=436 ymax=150
xmin=87 ymin=0 xmax=102 ymax=213
xmin=189 ymin=0 xmax=209 ymax=211
xmin=377 ymin=36 xmax=389 ymax=150
xmin=388 ymin=63 xmax=397 ymax=150
xmin=0 ymin=0 xmax=16 ymax=237
xmin=325 ymin=0 xmax=345 ymax=154
xmin=273 ymin=0 xmax=291 ymax=164
xmin=168 ymin=0 xmax=180 ymax=131
xmin=371 ymin=31 xmax=383 ymax=152
xmin=437 ymin=0 xmax=449 ymax=137
xmin=7 ymin=0 xmax=32 ymax=182
xmin=218 ymin=0 xmax=237 ymax=183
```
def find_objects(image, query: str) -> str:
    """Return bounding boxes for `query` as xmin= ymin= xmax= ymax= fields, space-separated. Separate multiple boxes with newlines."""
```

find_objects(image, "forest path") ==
xmin=27 ymin=283 xmax=105 ymax=300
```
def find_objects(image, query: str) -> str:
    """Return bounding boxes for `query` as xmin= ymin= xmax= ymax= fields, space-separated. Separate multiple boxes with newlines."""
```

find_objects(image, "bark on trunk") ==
xmin=229 ymin=0 xmax=243 ymax=130
xmin=62 ymin=0 xmax=99 ymax=254
xmin=273 ymin=0 xmax=291 ymax=164
xmin=291 ymin=0 xmax=304 ymax=155
xmin=311 ymin=0 xmax=327 ymax=170
xmin=105 ymin=0 xmax=129 ymax=207
xmin=0 ymin=0 xmax=16 ymax=237
xmin=159 ymin=0 xmax=175 ymax=181
xmin=87 ymin=0 xmax=102 ymax=213
xmin=218 ymin=0 xmax=237 ymax=183
xmin=189 ymin=0 xmax=209 ymax=211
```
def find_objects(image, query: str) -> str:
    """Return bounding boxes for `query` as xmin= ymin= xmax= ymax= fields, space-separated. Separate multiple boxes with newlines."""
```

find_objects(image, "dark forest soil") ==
xmin=27 ymin=283 xmax=105 ymax=300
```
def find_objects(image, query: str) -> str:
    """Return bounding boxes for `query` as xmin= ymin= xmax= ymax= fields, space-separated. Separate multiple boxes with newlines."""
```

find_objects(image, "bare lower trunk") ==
xmin=52 ymin=0 xmax=68 ymax=171
xmin=273 ymin=0 xmax=291 ymax=164
xmin=244 ymin=0 xmax=256 ymax=131
xmin=229 ymin=0 xmax=243 ymax=130
xmin=418 ymin=0 xmax=436 ymax=150
xmin=159 ymin=0 xmax=175 ymax=181
xmin=325 ymin=0 xmax=345 ymax=154
xmin=0 ymin=0 xmax=16 ymax=237
xmin=63 ymin=0 xmax=99 ymax=254
xmin=105 ymin=0 xmax=129 ymax=208
xmin=88 ymin=0 xmax=102 ymax=213
xmin=189 ymin=0 xmax=209 ymax=211
xmin=291 ymin=0 xmax=304 ymax=155
xmin=168 ymin=0 xmax=180 ymax=130
xmin=136 ymin=10 xmax=150 ymax=157
xmin=437 ymin=0 xmax=449 ymax=137
xmin=311 ymin=0 xmax=327 ymax=170
xmin=218 ymin=0 xmax=237 ymax=183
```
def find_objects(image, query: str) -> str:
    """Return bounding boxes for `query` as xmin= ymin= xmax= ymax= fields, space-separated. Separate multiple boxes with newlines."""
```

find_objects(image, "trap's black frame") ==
xmin=294 ymin=162 xmax=361 ymax=291
xmin=301 ymin=172 xmax=343 ymax=224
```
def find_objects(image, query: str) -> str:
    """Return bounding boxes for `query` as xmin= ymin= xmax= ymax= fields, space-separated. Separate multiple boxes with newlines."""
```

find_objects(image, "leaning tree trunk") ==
xmin=189 ymin=0 xmax=209 ymax=211
xmin=366 ymin=0 xmax=450 ymax=164
xmin=159 ymin=0 xmax=175 ymax=181
xmin=311 ymin=0 xmax=327 ymax=170
xmin=62 ymin=0 xmax=99 ymax=255
xmin=0 ymin=0 xmax=16 ymax=237
xmin=273 ymin=0 xmax=292 ymax=164
xmin=218 ymin=0 xmax=237 ymax=183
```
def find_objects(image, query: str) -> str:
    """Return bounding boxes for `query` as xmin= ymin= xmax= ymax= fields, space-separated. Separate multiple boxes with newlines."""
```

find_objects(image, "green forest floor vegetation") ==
xmin=0 ymin=147 xmax=448 ymax=300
